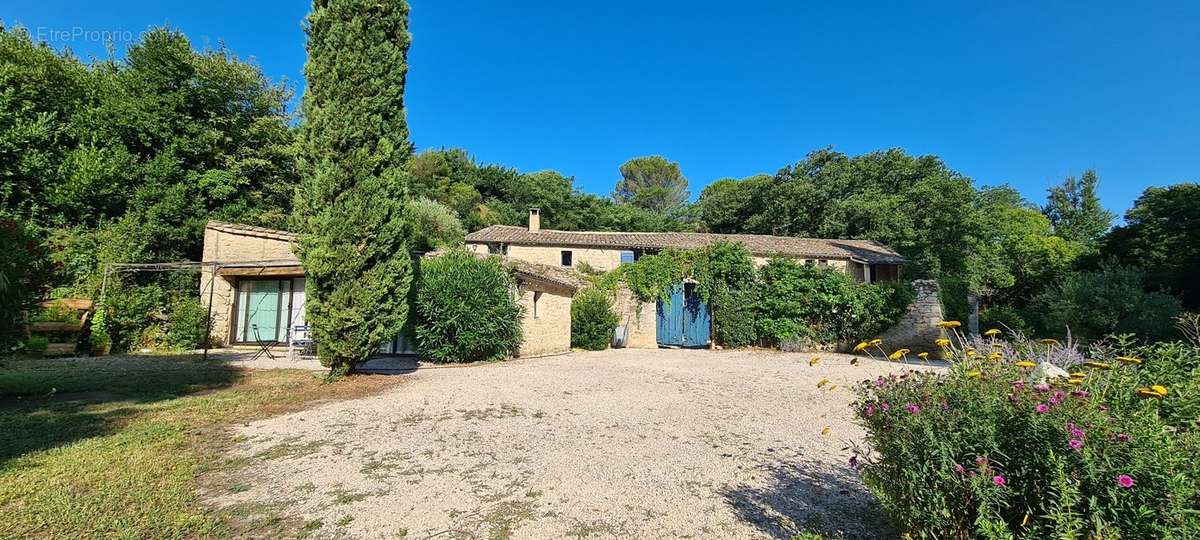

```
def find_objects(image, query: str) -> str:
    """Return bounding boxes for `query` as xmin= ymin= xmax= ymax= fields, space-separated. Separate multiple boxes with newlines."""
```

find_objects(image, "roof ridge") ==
xmin=474 ymin=224 xmax=878 ymax=243
xmin=465 ymin=225 xmax=905 ymax=263
xmin=206 ymin=220 xmax=297 ymax=239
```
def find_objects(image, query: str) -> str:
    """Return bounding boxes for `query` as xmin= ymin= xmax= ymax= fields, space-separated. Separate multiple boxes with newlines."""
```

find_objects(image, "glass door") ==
xmin=236 ymin=279 xmax=292 ymax=342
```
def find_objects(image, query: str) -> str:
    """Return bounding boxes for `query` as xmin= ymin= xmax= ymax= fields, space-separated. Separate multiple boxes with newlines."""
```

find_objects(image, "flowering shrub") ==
xmin=852 ymin=329 xmax=1200 ymax=538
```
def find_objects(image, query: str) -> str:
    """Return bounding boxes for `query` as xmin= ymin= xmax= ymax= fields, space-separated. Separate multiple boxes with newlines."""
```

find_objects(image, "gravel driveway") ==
xmin=212 ymin=349 xmax=932 ymax=539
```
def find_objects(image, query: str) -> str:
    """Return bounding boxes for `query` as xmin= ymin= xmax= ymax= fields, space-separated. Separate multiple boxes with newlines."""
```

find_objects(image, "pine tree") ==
xmin=1043 ymin=169 xmax=1115 ymax=244
xmin=293 ymin=0 xmax=415 ymax=375
xmin=613 ymin=156 xmax=690 ymax=214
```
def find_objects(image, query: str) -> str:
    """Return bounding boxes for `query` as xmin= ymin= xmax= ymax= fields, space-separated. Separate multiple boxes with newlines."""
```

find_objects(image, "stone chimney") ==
xmin=528 ymin=208 xmax=540 ymax=232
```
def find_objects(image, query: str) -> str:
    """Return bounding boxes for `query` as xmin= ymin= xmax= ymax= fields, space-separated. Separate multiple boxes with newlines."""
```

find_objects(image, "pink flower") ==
xmin=1115 ymin=433 xmax=1131 ymax=442
xmin=1070 ymin=427 xmax=1085 ymax=438
xmin=1071 ymin=390 xmax=1089 ymax=398
xmin=863 ymin=403 xmax=875 ymax=418
xmin=880 ymin=402 xmax=891 ymax=412
xmin=992 ymin=475 xmax=1007 ymax=487
xmin=1034 ymin=383 xmax=1051 ymax=393
xmin=1068 ymin=439 xmax=1084 ymax=450
xmin=975 ymin=456 xmax=988 ymax=466
xmin=905 ymin=403 xmax=921 ymax=415
xmin=874 ymin=377 xmax=886 ymax=388
xmin=1012 ymin=380 xmax=1026 ymax=390
xmin=954 ymin=463 xmax=965 ymax=474
xmin=1116 ymin=474 xmax=1134 ymax=488
xmin=1036 ymin=403 xmax=1050 ymax=414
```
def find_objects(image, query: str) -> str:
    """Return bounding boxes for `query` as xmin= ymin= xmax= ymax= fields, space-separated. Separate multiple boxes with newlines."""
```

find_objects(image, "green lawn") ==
xmin=0 ymin=355 xmax=400 ymax=539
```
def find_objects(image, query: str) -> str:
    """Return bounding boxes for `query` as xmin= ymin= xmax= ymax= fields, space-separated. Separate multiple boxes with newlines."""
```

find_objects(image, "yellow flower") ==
xmin=991 ymin=343 xmax=1005 ymax=349
xmin=869 ymin=339 xmax=883 ymax=346
xmin=853 ymin=341 xmax=869 ymax=352
xmin=1038 ymin=338 xmax=1059 ymax=345
xmin=1068 ymin=377 xmax=1084 ymax=385
xmin=966 ymin=349 xmax=978 ymax=358
xmin=1137 ymin=387 xmax=1165 ymax=400
xmin=809 ymin=357 xmax=821 ymax=366
xmin=888 ymin=350 xmax=906 ymax=361
xmin=1151 ymin=384 xmax=1169 ymax=396
xmin=820 ymin=426 xmax=831 ymax=436
xmin=1084 ymin=361 xmax=1112 ymax=370
xmin=1015 ymin=361 xmax=1037 ymax=368
xmin=983 ymin=328 xmax=1002 ymax=337
xmin=987 ymin=351 xmax=1003 ymax=360
xmin=966 ymin=370 xmax=981 ymax=378
xmin=817 ymin=379 xmax=830 ymax=388
xmin=937 ymin=321 xmax=962 ymax=329
xmin=917 ymin=352 xmax=930 ymax=360
xmin=1117 ymin=356 xmax=1143 ymax=365
xmin=935 ymin=338 xmax=951 ymax=348
xmin=828 ymin=384 xmax=839 ymax=391
xmin=1069 ymin=372 xmax=1086 ymax=378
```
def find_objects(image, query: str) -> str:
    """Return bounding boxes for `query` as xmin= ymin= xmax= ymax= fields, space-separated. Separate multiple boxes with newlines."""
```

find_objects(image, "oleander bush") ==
xmin=852 ymin=329 xmax=1200 ymax=539
xmin=571 ymin=287 xmax=619 ymax=351
xmin=415 ymin=249 xmax=523 ymax=363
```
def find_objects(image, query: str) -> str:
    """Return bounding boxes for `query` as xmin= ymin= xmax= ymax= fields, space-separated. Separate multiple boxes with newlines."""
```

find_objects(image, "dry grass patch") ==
xmin=0 ymin=354 xmax=401 ymax=539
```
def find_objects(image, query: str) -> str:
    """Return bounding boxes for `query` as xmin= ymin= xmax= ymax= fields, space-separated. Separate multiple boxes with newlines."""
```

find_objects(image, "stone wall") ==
xmin=200 ymin=225 xmax=300 ymax=345
xmin=612 ymin=287 xmax=657 ymax=349
xmin=873 ymin=279 xmax=944 ymax=353
xmin=515 ymin=285 xmax=572 ymax=357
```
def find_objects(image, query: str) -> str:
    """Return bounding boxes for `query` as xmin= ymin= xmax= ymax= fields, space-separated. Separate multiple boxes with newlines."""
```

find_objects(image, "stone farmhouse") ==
xmin=199 ymin=208 xmax=906 ymax=358
xmin=466 ymin=209 xmax=906 ymax=349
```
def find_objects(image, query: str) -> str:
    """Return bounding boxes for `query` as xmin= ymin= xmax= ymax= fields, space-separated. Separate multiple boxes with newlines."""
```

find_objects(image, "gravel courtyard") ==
xmin=213 ymin=349 xmax=933 ymax=539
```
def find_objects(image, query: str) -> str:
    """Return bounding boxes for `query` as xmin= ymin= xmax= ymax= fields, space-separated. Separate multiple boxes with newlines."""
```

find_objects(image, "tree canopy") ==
xmin=613 ymin=155 xmax=690 ymax=214
xmin=0 ymin=24 xmax=298 ymax=351
xmin=1102 ymin=184 xmax=1200 ymax=309
xmin=1043 ymin=169 xmax=1115 ymax=245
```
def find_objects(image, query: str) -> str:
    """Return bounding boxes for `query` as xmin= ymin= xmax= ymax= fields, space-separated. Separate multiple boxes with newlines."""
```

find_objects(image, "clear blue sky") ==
xmin=6 ymin=1 xmax=1199 ymax=216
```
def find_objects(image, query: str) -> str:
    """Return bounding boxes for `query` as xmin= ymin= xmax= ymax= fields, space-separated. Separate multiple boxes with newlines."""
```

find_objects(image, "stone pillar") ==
xmin=872 ymin=279 xmax=944 ymax=353
xmin=967 ymin=294 xmax=980 ymax=336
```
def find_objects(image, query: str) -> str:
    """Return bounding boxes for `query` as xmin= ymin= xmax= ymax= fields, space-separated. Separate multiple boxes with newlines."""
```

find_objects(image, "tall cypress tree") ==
xmin=294 ymin=0 xmax=415 ymax=375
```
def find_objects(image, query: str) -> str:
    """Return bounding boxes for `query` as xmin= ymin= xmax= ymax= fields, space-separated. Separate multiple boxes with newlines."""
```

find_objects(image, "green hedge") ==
xmin=756 ymin=259 xmax=910 ymax=345
xmin=415 ymin=249 xmax=523 ymax=363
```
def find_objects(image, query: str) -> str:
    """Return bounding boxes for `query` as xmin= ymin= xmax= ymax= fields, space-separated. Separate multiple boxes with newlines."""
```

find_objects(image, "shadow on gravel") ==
xmin=721 ymin=457 xmax=896 ymax=539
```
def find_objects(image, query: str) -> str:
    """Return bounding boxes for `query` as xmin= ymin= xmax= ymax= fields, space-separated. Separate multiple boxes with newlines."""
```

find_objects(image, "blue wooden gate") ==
xmin=656 ymin=282 xmax=711 ymax=347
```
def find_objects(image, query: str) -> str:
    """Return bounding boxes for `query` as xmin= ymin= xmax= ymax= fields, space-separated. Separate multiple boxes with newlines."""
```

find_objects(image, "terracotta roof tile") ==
xmin=465 ymin=225 xmax=906 ymax=264
xmin=424 ymin=249 xmax=585 ymax=292
xmin=206 ymin=220 xmax=297 ymax=241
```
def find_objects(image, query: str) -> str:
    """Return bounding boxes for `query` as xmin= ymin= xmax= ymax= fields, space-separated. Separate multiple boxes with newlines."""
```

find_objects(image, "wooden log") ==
xmin=29 ymin=321 xmax=83 ymax=333
xmin=44 ymin=343 xmax=78 ymax=356
xmin=39 ymin=298 xmax=94 ymax=311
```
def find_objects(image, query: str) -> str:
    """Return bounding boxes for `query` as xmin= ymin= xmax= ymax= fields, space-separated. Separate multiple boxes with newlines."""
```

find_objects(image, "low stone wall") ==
xmin=872 ymin=279 xmax=944 ymax=353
